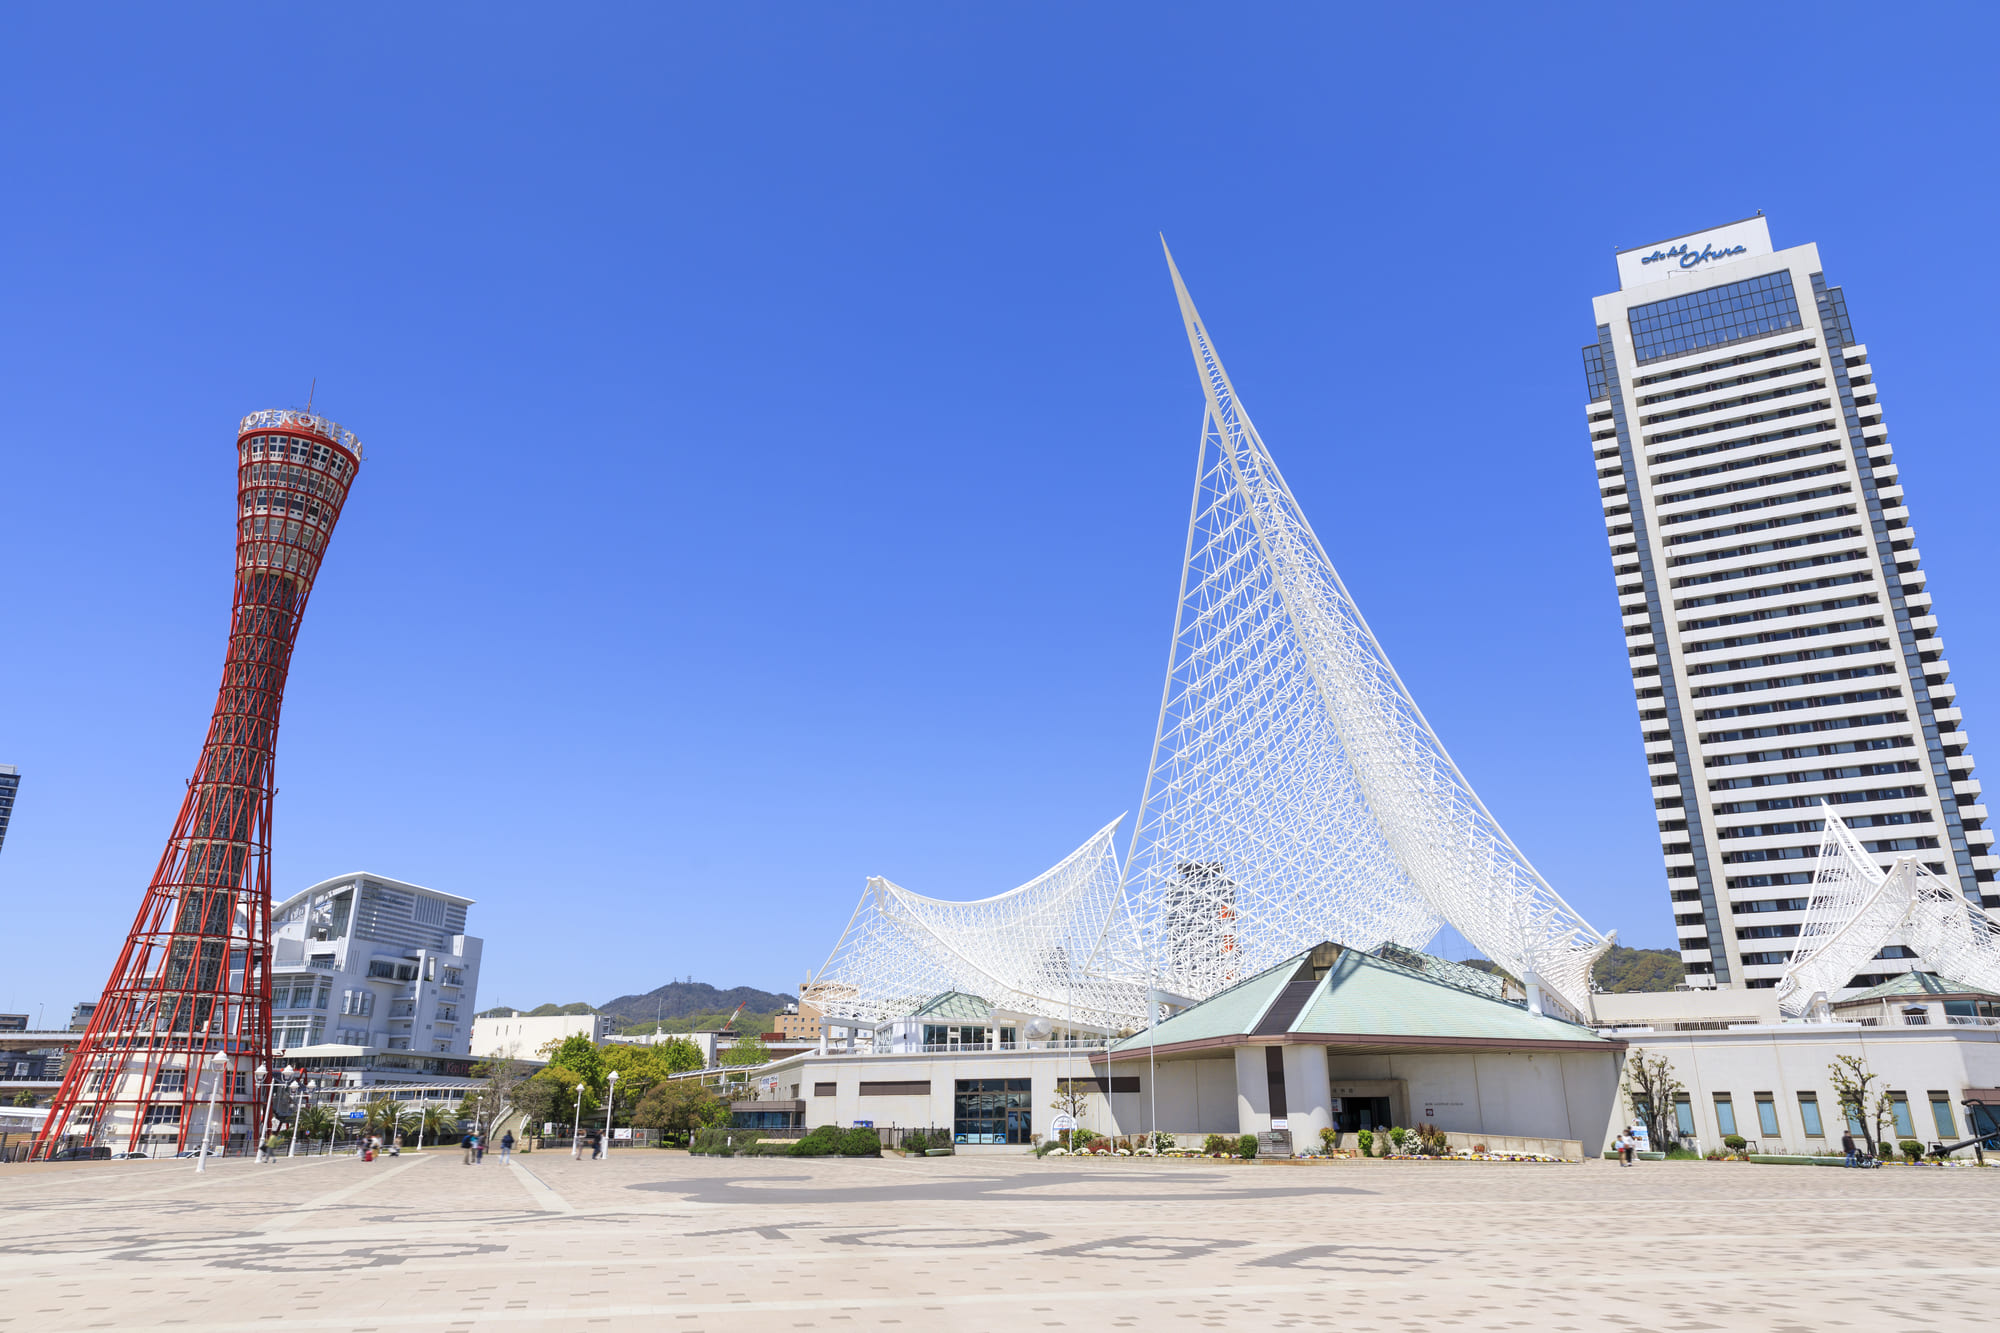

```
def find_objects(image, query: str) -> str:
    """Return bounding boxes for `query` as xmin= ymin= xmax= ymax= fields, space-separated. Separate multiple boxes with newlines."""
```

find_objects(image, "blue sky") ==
xmin=4 ymin=6 xmax=1997 ymax=1018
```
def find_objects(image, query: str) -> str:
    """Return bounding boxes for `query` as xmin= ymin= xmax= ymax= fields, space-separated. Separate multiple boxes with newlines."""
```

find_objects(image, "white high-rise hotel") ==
xmin=1585 ymin=216 xmax=1993 ymax=991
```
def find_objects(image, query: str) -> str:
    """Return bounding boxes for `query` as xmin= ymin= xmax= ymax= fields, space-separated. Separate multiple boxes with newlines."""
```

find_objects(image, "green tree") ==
xmin=718 ymin=1035 xmax=770 ymax=1068
xmin=657 ymin=1036 xmax=704 ymax=1073
xmin=1591 ymin=946 xmax=1688 ymax=994
xmin=416 ymin=1105 xmax=457 ymax=1147
xmin=540 ymin=1034 xmax=607 ymax=1087
xmin=295 ymin=1104 xmax=338 ymax=1142
xmin=11 ymin=1091 xmax=36 ymax=1107
xmin=1828 ymin=1054 xmax=1882 ymax=1157
xmin=1049 ymin=1079 xmax=1092 ymax=1148
xmin=362 ymin=1096 xmax=404 ymax=1139
xmin=631 ymin=1078 xmax=730 ymax=1141
xmin=1620 ymin=1047 xmax=1686 ymax=1152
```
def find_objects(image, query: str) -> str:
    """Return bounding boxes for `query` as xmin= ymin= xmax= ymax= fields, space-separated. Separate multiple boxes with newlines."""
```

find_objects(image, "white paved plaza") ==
xmin=0 ymin=1150 xmax=1996 ymax=1331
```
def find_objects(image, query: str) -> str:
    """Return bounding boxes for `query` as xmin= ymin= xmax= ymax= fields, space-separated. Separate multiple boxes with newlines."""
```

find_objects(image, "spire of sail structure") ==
xmin=1777 ymin=808 xmax=2000 ymax=1016
xmin=1121 ymin=242 xmax=1611 ymax=1019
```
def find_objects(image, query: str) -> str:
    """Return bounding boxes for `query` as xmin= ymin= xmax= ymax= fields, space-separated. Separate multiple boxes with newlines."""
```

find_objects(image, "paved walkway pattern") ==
xmin=0 ymin=1151 xmax=1996 ymax=1330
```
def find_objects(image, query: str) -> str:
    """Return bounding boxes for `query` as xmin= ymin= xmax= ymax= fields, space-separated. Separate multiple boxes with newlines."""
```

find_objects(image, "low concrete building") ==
xmin=1098 ymin=943 xmax=1624 ymax=1154
xmin=1595 ymin=973 xmax=2000 ymax=1156
xmin=749 ymin=943 xmax=1626 ymax=1156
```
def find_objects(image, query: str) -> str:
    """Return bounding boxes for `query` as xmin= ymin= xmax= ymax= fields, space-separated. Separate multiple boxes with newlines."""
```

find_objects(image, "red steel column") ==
xmin=37 ymin=410 xmax=362 ymax=1159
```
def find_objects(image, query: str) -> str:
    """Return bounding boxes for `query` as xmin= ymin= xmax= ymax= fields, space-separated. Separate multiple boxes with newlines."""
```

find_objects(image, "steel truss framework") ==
xmin=36 ymin=410 xmax=361 ymax=1159
xmin=811 ymin=248 xmax=1610 ymax=1028
xmin=1777 ymin=809 xmax=2000 ymax=1016
xmin=809 ymin=818 xmax=1144 ymax=1029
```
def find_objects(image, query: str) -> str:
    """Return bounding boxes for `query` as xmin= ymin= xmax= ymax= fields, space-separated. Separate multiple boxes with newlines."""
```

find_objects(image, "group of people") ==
xmin=461 ymin=1130 xmax=516 ymax=1164
xmin=572 ymin=1129 xmax=605 ymax=1160
xmin=1612 ymin=1120 xmax=1650 ymax=1166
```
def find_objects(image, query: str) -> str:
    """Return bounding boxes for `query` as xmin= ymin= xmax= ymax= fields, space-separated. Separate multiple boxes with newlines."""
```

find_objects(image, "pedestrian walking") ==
xmin=1623 ymin=1132 xmax=1636 ymax=1167
xmin=589 ymin=1129 xmax=603 ymax=1160
xmin=462 ymin=1129 xmax=475 ymax=1165
xmin=475 ymin=1133 xmax=486 ymax=1164
xmin=500 ymin=1131 xmax=515 ymax=1164
xmin=1841 ymin=1128 xmax=1858 ymax=1167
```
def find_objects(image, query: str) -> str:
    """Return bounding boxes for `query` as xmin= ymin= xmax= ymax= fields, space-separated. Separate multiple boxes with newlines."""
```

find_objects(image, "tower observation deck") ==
xmin=37 ymin=409 xmax=362 ymax=1158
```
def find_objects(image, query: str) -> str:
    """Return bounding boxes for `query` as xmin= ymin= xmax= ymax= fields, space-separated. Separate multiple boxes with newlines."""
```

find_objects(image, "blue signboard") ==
xmin=851 ymin=1120 xmax=873 ymax=1129
xmin=345 ymin=1110 xmax=366 ymax=1122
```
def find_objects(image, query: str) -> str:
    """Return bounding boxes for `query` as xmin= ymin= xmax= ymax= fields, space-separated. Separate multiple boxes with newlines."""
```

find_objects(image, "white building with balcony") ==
xmin=1583 ymin=215 xmax=1991 ymax=992
xmin=267 ymin=874 xmax=485 ymax=1105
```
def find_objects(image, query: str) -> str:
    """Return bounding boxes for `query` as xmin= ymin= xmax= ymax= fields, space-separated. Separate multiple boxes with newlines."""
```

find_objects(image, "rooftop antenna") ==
xmin=305 ymin=378 xmax=316 ymax=414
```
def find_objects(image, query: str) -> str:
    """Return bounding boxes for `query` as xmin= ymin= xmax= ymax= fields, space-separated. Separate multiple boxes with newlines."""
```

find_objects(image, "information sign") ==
xmin=1049 ymin=1113 xmax=1077 ymax=1133
xmin=852 ymin=1120 xmax=873 ymax=1129
xmin=1270 ymin=1118 xmax=1289 ymax=1130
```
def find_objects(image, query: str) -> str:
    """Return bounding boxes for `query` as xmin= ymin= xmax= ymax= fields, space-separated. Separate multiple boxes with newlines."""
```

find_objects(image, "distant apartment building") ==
xmin=68 ymin=1002 xmax=95 ymax=1033
xmin=1584 ymin=216 xmax=1990 ymax=992
xmin=0 ymin=765 xmax=19 ymax=853
xmin=775 ymin=992 xmax=824 ymax=1041
xmin=270 ymin=873 xmax=483 ymax=1073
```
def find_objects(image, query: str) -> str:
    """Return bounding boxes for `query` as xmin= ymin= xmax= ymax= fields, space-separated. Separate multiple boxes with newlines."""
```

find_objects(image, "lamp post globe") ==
xmin=602 ymin=1070 xmax=619 ymax=1157
xmin=571 ymin=1083 xmax=585 ymax=1160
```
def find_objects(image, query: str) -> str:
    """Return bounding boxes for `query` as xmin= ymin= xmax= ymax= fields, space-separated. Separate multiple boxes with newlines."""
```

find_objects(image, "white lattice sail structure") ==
xmin=809 ymin=246 xmax=1612 ymax=1029
xmin=809 ymin=817 xmax=1146 ymax=1029
xmin=1777 ymin=808 xmax=2000 ymax=1016
xmin=1118 ymin=244 xmax=1611 ymax=1020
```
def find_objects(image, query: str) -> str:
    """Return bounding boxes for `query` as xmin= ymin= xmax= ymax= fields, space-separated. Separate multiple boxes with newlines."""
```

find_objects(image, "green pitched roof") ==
xmin=911 ymin=991 xmax=993 ymax=1021
xmin=1112 ymin=956 xmax=1302 ymax=1048
xmin=1109 ymin=943 xmax=1612 ymax=1053
xmin=1840 ymin=971 xmax=1994 ymax=1002
xmin=1291 ymin=949 xmax=1608 ymax=1045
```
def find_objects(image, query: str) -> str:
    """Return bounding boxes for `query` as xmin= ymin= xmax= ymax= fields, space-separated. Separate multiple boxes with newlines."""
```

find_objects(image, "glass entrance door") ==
xmin=1334 ymin=1097 xmax=1393 ymax=1133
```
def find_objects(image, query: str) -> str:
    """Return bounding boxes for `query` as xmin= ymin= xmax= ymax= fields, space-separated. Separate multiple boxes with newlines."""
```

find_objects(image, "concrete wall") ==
xmin=1093 ymin=1044 xmax=1623 ymax=1149
xmin=1322 ymin=1049 xmax=1621 ymax=1150
xmin=471 ymin=1013 xmax=603 ymax=1060
xmin=1606 ymin=1025 xmax=2000 ymax=1156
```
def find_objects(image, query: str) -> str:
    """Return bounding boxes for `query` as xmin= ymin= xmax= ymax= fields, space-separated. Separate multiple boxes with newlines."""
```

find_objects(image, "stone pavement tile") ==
xmin=0 ymin=1152 xmax=1996 ymax=1330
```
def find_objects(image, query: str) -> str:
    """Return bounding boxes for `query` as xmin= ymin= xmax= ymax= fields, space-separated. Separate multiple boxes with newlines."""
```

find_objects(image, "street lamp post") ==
xmin=602 ymin=1070 xmax=619 ymax=1158
xmin=256 ymin=1063 xmax=277 ymax=1162
xmin=571 ymin=1083 xmax=585 ymax=1160
xmin=195 ymin=1051 xmax=228 ymax=1173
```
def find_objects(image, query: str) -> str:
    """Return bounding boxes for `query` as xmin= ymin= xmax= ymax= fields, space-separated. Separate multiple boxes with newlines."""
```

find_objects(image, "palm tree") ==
xmin=363 ymin=1095 xmax=403 ymax=1141
xmin=418 ymin=1104 xmax=456 ymax=1149
xmin=295 ymin=1103 xmax=337 ymax=1149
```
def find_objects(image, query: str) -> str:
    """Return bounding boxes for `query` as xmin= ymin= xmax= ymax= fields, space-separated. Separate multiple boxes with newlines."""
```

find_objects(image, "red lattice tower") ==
xmin=37 ymin=409 xmax=361 ymax=1159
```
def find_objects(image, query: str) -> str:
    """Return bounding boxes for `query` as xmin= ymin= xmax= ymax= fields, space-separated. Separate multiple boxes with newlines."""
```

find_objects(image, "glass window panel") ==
xmin=1931 ymin=1097 xmax=1956 ymax=1138
xmin=1756 ymin=1096 xmax=1781 ymax=1137
xmin=1890 ymin=1096 xmax=1916 ymax=1139
xmin=1674 ymin=1096 xmax=1695 ymax=1136
xmin=1798 ymin=1096 xmax=1824 ymax=1137
xmin=1628 ymin=270 xmax=1804 ymax=364
xmin=1714 ymin=1095 xmax=1738 ymax=1137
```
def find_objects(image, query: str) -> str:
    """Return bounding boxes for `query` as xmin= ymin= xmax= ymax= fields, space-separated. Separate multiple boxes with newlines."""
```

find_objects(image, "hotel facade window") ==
xmin=1583 ymin=216 xmax=1990 ymax=992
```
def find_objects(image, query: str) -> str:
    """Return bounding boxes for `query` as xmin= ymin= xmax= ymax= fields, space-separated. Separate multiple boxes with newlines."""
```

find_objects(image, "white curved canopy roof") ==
xmin=809 ymin=247 xmax=1612 ymax=1028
